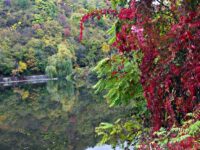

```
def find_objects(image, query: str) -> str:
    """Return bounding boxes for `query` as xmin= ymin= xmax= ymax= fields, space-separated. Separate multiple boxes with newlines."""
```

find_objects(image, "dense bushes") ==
xmin=0 ymin=0 xmax=110 ymax=77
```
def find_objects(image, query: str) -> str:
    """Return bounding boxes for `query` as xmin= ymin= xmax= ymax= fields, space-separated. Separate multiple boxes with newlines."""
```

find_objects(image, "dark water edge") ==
xmin=0 ymin=80 xmax=128 ymax=150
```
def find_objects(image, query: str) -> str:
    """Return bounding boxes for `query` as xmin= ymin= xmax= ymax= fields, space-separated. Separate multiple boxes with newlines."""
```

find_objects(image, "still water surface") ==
xmin=0 ymin=80 xmax=125 ymax=150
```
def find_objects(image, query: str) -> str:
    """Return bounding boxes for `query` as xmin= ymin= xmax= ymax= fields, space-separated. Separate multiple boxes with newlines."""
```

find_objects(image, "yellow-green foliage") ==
xmin=46 ymin=41 xmax=74 ymax=78
xmin=96 ymin=116 xmax=148 ymax=148
xmin=93 ymin=52 xmax=144 ymax=106
xmin=33 ymin=0 xmax=57 ymax=24
xmin=12 ymin=61 xmax=27 ymax=75
xmin=0 ymin=0 xmax=109 ymax=76
xmin=101 ymin=42 xmax=110 ymax=53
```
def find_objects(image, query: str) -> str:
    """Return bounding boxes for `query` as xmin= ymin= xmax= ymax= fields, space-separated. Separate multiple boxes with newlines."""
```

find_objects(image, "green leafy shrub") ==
xmin=45 ymin=65 xmax=57 ymax=78
xmin=93 ymin=52 xmax=143 ymax=106
xmin=46 ymin=42 xmax=73 ymax=78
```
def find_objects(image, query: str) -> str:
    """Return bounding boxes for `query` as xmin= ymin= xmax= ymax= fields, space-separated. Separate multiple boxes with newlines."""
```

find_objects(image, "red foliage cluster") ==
xmin=139 ymin=105 xmax=200 ymax=149
xmin=167 ymin=136 xmax=200 ymax=150
xmin=118 ymin=1 xmax=137 ymax=20
xmin=140 ymin=10 xmax=200 ymax=131
xmin=80 ymin=0 xmax=200 ymax=148
xmin=139 ymin=136 xmax=200 ymax=150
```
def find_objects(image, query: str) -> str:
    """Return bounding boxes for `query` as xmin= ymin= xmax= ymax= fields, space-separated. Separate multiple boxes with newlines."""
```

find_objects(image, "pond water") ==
xmin=0 ymin=80 xmax=127 ymax=150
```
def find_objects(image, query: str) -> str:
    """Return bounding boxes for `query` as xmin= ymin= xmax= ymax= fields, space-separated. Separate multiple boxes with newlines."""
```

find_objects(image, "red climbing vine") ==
xmin=80 ymin=0 xmax=200 ymax=148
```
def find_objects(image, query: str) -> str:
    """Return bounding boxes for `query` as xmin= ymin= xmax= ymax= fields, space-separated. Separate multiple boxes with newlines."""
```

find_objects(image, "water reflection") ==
xmin=0 ymin=80 xmax=128 ymax=150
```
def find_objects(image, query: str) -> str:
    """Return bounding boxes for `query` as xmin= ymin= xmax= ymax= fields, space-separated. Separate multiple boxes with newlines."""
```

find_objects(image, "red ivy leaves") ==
xmin=80 ymin=0 xmax=200 ymax=148
xmin=167 ymin=137 xmax=200 ymax=150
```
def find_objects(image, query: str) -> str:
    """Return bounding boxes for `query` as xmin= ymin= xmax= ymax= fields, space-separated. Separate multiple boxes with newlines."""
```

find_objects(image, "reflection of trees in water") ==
xmin=0 ymin=82 xmax=130 ymax=150
xmin=46 ymin=80 xmax=76 ymax=112
xmin=47 ymin=80 xmax=75 ymax=98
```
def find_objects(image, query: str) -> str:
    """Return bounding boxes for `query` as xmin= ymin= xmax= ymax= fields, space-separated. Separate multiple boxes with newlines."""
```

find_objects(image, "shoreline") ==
xmin=0 ymin=75 xmax=58 ymax=86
